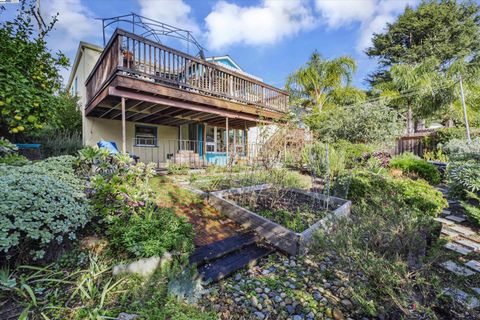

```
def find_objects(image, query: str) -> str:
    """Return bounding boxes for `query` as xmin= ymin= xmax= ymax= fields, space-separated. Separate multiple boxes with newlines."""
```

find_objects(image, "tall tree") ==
xmin=0 ymin=0 xmax=68 ymax=136
xmin=366 ymin=0 xmax=480 ymax=82
xmin=375 ymin=58 xmax=452 ymax=134
xmin=286 ymin=52 xmax=365 ymax=111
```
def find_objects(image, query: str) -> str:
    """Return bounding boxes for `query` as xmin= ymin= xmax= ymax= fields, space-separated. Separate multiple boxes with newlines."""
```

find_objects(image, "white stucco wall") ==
xmin=84 ymin=117 xmax=179 ymax=163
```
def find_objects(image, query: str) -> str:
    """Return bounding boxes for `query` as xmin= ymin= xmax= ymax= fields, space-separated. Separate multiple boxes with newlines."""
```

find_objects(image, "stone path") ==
xmin=435 ymin=185 xmax=480 ymax=309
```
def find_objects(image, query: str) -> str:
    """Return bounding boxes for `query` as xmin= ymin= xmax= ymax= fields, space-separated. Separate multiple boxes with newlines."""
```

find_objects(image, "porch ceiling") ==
xmin=85 ymin=75 xmax=282 ymax=129
xmin=87 ymin=95 xmax=259 ymax=129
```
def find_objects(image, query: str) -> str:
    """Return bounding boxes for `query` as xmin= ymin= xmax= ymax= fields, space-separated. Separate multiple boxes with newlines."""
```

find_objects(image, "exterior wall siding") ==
xmin=84 ymin=117 xmax=178 ymax=162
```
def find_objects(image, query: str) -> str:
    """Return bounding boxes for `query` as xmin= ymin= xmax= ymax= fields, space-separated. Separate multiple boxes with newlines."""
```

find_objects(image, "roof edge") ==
xmin=66 ymin=41 xmax=103 ymax=91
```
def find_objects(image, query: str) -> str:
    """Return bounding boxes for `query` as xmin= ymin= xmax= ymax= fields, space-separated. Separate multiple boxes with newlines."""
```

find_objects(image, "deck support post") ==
xmin=203 ymin=123 xmax=207 ymax=166
xmin=226 ymin=117 xmax=229 ymax=165
xmin=121 ymin=97 xmax=126 ymax=153
xmin=244 ymin=121 xmax=249 ymax=163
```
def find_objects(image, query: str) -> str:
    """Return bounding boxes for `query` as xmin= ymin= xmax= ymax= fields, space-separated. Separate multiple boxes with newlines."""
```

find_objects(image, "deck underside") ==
xmin=86 ymin=75 xmax=284 ymax=129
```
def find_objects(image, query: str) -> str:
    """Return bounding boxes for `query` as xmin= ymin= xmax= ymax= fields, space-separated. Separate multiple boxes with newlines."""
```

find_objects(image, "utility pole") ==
xmin=458 ymin=74 xmax=472 ymax=143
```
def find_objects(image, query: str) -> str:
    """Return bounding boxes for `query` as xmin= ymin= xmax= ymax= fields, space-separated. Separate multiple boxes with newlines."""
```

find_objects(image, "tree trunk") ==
xmin=445 ymin=118 xmax=454 ymax=128
xmin=415 ymin=119 xmax=426 ymax=132
xmin=406 ymin=106 xmax=414 ymax=135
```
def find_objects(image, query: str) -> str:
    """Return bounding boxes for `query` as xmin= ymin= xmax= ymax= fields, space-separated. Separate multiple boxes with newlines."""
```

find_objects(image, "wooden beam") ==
xmin=109 ymin=87 xmax=272 ymax=124
xmin=98 ymin=101 xmax=121 ymax=118
xmin=129 ymin=105 xmax=171 ymax=122
xmin=125 ymin=103 xmax=158 ymax=120
xmin=112 ymin=100 xmax=144 ymax=119
xmin=114 ymin=76 xmax=284 ymax=119
xmin=86 ymin=85 xmax=110 ymax=116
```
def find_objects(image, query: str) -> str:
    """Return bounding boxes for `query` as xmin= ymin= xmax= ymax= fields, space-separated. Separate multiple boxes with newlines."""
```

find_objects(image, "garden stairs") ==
xmin=190 ymin=232 xmax=272 ymax=282
xmin=434 ymin=185 xmax=480 ymax=309
xmin=259 ymin=127 xmax=309 ymax=162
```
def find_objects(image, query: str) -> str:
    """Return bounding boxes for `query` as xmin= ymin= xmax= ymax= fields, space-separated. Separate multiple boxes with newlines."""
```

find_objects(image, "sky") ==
xmin=0 ymin=0 xmax=425 ymax=89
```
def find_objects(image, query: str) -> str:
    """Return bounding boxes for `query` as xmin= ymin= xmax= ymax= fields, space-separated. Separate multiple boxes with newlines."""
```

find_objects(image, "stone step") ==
xmin=440 ymin=260 xmax=476 ymax=276
xmin=442 ymin=209 xmax=452 ymax=216
xmin=443 ymin=288 xmax=480 ymax=309
xmin=441 ymin=228 xmax=461 ymax=238
xmin=445 ymin=215 xmax=466 ymax=223
xmin=454 ymin=237 xmax=480 ymax=252
xmin=465 ymin=260 xmax=480 ymax=273
xmin=435 ymin=217 xmax=454 ymax=226
xmin=448 ymin=225 xmax=476 ymax=237
xmin=444 ymin=242 xmax=473 ymax=255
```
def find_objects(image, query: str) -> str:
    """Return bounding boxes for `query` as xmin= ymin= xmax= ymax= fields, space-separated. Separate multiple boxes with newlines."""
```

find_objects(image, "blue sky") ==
xmin=1 ymin=0 xmax=426 ymax=88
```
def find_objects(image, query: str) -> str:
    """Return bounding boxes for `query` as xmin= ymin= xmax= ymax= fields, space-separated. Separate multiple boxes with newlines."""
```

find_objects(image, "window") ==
xmin=135 ymin=125 xmax=157 ymax=147
xmin=70 ymin=76 xmax=78 ymax=96
xmin=206 ymin=126 xmax=215 ymax=152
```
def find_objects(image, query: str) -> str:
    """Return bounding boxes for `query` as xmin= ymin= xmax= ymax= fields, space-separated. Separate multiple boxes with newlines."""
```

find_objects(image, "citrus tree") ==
xmin=0 ymin=1 xmax=69 ymax=135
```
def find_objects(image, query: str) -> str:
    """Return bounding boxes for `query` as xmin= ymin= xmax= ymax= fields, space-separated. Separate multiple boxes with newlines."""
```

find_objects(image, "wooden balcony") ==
xmin=85 ymin=29 xmax=289 ymax=128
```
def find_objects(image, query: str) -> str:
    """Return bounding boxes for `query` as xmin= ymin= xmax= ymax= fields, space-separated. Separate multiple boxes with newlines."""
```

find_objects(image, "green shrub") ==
xmin=167 ymin=163 xmax=189 ymax=175
xmin=390 ymin=153 xmax=441 ymax=184
xmin=31 ymin=129 xmax=83 ymax=158
xmin=305 ymin=102 xmax=402 ymax=145
xmin=322 ymin=170 xmax=446 ymax=317
xmin=346 ymin=171 xmax=447 ymax=217
xmin=332 ymin=141 xmax=376 ymax=168
xmin=462 ymin=192 xmax=480 ymax=226
xmin=0 ymin=137 xmax=18 ymax=156
xmin=301 ymin=142 xmax=346 ymax=178
xmin=0 ymin=153 xmax=29 ymax=166
xmin=108 ymin=204 xmax=194 ymax=258
xmin=447 ymin=161 xmax=480 ymax=197
xmin=423 ymin=127 xmax=469 ymax=150
xmin=0 ymin=137 xmax=29 ymax=166
xmin=315 ymin=203 xmax=439 ymax=317
xmin=81 ymin=151 xmax=195 ymax=259
xmin=423 ymin=149 xmax=449 ymax=162
xmin=443 ymin=138 xmax=480 ymax=161
xmin=0 ymin=157 xmax=90 ymax=262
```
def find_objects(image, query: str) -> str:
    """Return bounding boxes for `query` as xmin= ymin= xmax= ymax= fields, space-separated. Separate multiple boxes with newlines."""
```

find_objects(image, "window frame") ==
xmin=134 ymin=124 xmax=158 ymax=147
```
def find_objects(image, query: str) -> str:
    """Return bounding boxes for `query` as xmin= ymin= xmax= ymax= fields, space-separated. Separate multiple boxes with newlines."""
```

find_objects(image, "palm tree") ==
xmin=286 ymin=52 xmax=364 ymax=111
xmin=376 ymin=58 xmax=452 ymax=134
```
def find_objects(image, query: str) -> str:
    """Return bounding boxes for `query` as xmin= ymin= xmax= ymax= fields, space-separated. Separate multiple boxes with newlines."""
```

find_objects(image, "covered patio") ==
xmin=84 ymin=28 xmax=288 ymax=167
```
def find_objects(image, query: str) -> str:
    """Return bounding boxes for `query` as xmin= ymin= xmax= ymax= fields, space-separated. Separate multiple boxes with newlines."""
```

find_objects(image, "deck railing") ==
xmin=130 ymin=138 xmax=277 ymax=168
xmin=86 ymin=29 xmax=289 ymax=113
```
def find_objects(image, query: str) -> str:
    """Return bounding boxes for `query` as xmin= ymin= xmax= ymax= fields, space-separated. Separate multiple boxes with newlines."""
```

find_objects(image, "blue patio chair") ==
xmin=97 ymin=140 xmax=139 ymax=162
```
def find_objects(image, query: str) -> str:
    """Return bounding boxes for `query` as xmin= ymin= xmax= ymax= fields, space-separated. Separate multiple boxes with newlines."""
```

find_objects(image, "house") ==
xmin=67 ymin=28 xmax=288 ymax=167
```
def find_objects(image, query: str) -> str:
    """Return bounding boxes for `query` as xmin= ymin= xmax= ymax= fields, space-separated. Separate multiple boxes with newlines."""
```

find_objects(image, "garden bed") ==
xmin=209 ymin=184 xmax=351 ymax=255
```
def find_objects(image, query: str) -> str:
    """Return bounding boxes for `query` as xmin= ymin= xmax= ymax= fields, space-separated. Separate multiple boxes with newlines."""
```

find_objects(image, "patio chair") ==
xmin=97 ymin=140 xmax=139 ymax=163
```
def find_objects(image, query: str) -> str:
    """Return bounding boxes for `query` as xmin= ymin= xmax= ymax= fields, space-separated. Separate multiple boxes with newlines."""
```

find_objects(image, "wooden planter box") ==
xmin=209 ymin=184 xmax=351 ymax=256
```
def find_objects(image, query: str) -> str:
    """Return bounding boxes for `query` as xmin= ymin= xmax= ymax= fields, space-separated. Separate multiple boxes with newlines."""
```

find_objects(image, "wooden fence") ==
xmin=393 ymin=131 xmax=435 ymax=156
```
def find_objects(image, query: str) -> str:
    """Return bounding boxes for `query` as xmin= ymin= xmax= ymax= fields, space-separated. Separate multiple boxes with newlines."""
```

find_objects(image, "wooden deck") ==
xmin=85 ymin=29 xmax=288 ymax=128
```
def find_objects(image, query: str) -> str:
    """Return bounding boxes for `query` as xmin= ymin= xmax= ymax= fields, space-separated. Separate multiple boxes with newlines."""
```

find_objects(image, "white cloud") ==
xmin=355 ymin=0 xmax=418 ymax=51
xmin=314 ymin=0 xmax=419 ymax=52
xmin=356 ymin=13 xmax=394 ymax=51
xmin=314 ymin=0 xmax=375 ymax=28
xmin=42 ymin=0 xmax=100 ymax=53
xmin=204 ymin=0 xmax=316 ymax=50
xmin=138 ymin=0 xmax=199 ymax=34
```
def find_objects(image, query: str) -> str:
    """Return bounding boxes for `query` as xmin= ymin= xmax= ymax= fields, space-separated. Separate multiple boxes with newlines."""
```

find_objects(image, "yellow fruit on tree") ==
xmin=11 ymin=128 xmax=18 ymax=133
xmin=17 ymin=126 xmax=25 ymax=131
xmin=14 ymin=115 xmax=22 ymax=121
